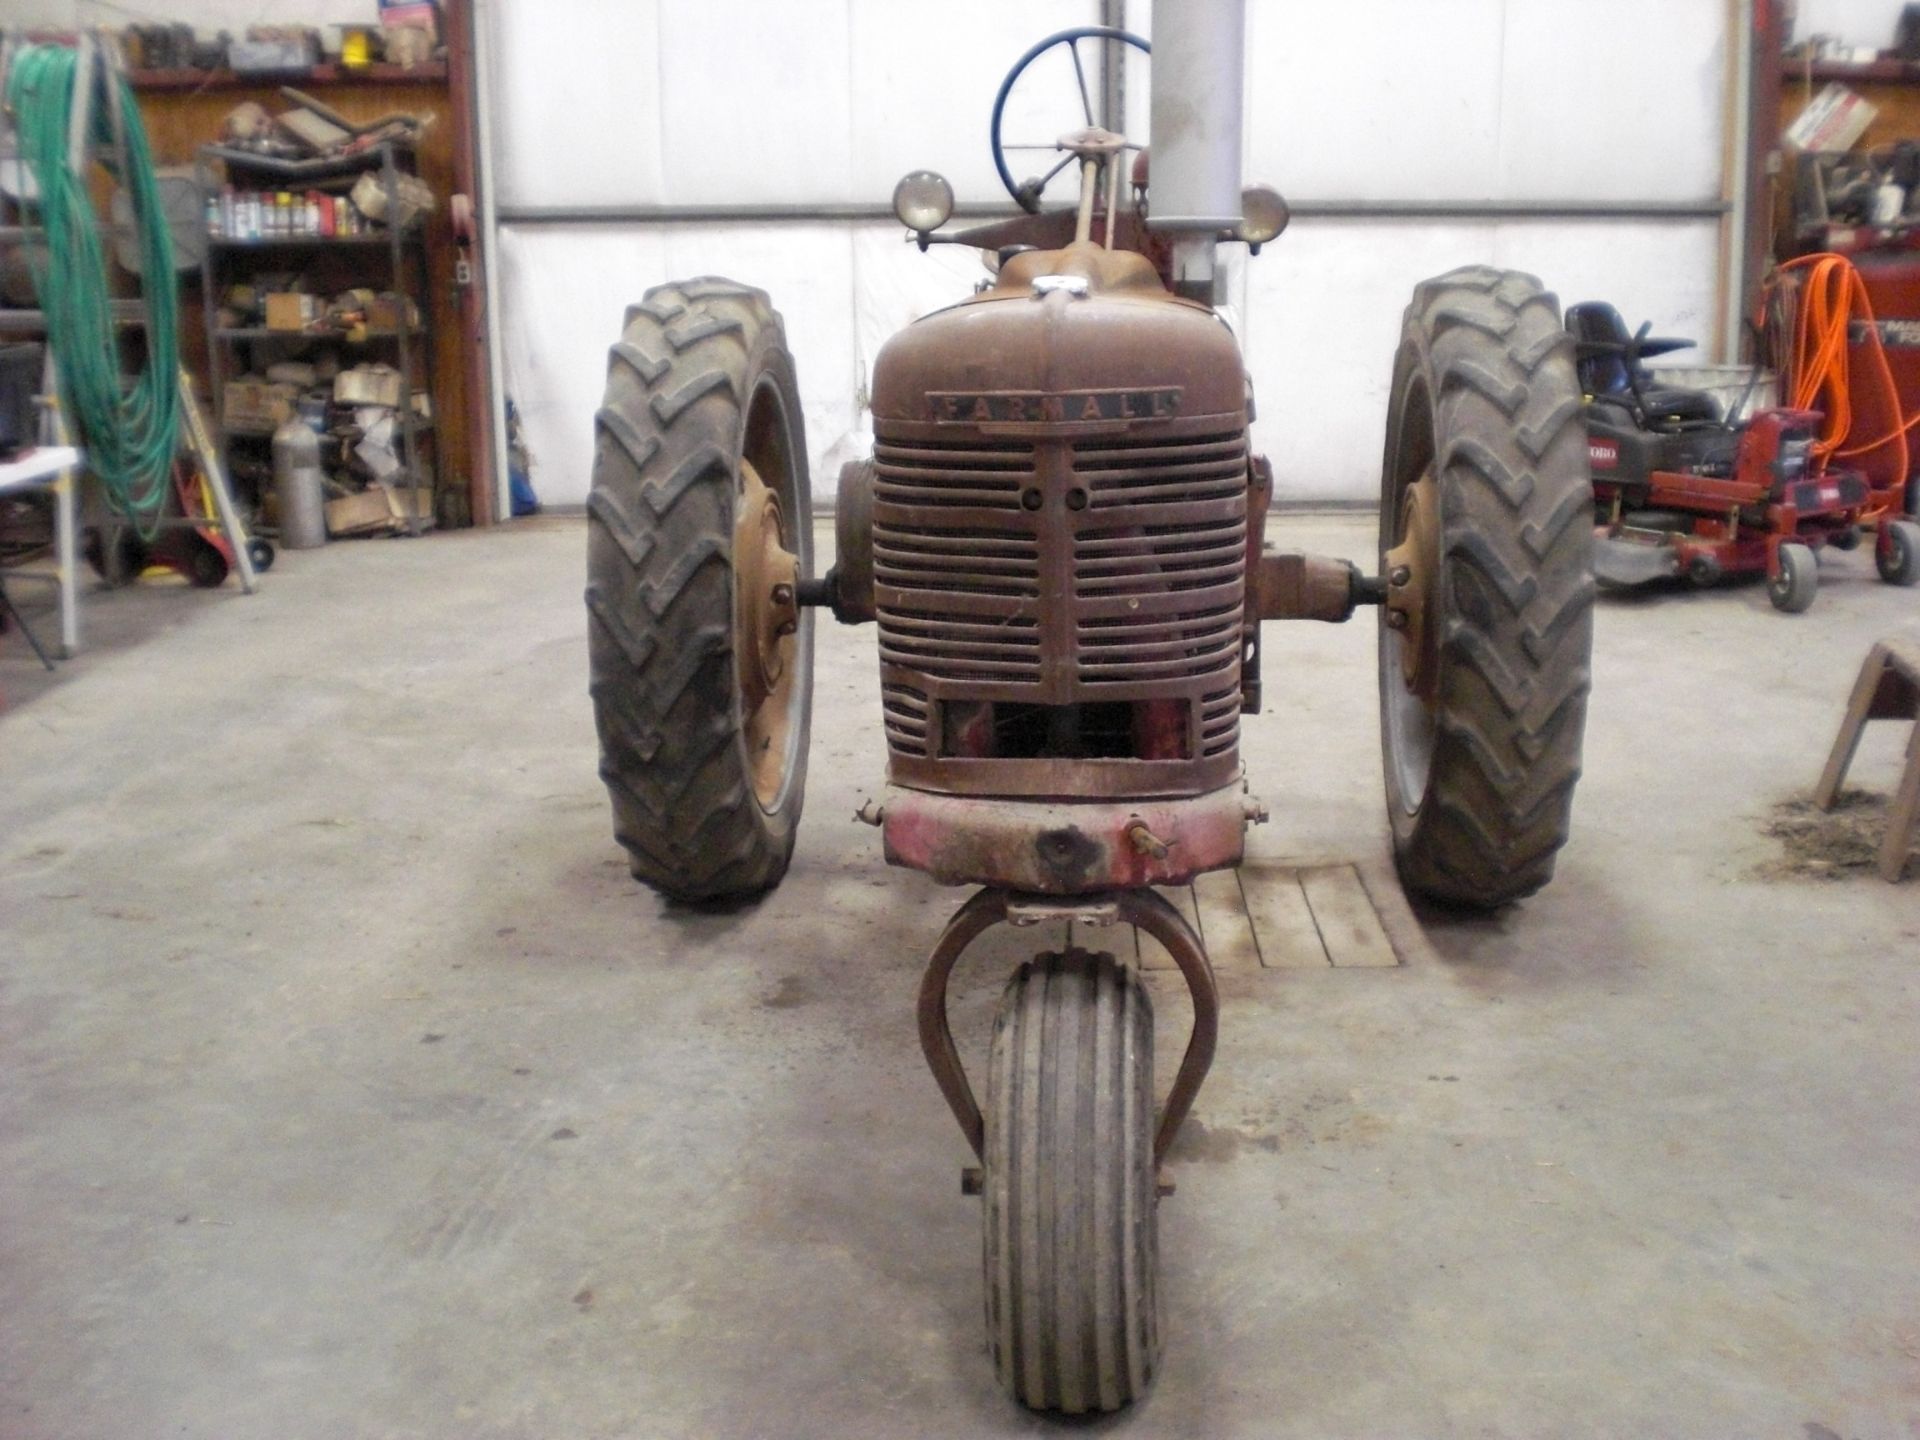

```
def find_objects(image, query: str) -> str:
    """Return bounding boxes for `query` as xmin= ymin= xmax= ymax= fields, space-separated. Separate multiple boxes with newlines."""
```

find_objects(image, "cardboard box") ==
xmin=334 ymin=363 xmax=405 ymax=407
xmin=365 ymin=292 xmax=419 ymax=333
xmin=325 ymin=487 xmax=396 ymax=536
xmin=264 ymin=292 xmax=320 ymax=332
xmin=325 ymin=482 xmax=431 ymax=536
xmin=223 ymin=378 xmax=298 ymax=434
xmin=378 ymin=0 xmax=440 ymax=34
xmin=229 ymin=35 xmax=319 ymax=72
xmin=350 ymin=171 xmax=435 ymax=231
xmin=1786 ymin=83 xmax=1879 ymax=153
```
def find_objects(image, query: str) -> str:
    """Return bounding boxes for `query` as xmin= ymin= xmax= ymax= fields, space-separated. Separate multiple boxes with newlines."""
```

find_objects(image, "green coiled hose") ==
xmin=8 ymin=43 xmax=179 ymax=537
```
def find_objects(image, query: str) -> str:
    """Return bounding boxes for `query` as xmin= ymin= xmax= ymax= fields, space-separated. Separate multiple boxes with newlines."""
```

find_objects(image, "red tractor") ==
xmin=586 ymin=5 xmax=1593 ymax=1413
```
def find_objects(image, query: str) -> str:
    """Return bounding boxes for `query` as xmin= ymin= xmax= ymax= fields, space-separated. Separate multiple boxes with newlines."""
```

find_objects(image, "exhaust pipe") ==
xmin=1147 ymin=0 xmax=1245 ymax=299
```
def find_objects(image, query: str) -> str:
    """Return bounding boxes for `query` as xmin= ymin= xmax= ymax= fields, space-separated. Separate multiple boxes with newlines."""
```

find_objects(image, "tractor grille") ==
xmin=1072 ymin=432 xmax=1247 ymax=690
xmin=873 ymin=435 xmax=1042 ymax=688
xmin=873 ymin=420 xmax=1248 ymax=780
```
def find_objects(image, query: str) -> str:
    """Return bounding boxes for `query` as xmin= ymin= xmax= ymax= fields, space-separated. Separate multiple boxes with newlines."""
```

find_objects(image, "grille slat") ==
xmin=1199 ymin=687 xmax=1240 ymax=756
xmin=875 ymin=434 xmax=1045 ymax=647
xmin=882 ymin=683 xmax=930 ymax=744
xmin=876 ymin=550 xmax=1038 ymax=577
xmin=873 ymin=420 xmax=1247 ymax=755
xmin=874 ymin=483 xmax=1024 ymax=511
xmin=1070 ymin=432 xmax=1245 ymax=688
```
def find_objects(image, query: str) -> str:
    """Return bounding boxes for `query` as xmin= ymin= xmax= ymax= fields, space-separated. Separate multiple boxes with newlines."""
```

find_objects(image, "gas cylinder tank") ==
xmin=866 ymin=241 xmax=1254 ymax=801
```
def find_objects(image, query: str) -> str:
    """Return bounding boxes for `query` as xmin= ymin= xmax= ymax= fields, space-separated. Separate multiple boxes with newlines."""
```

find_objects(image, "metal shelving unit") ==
xmin=198 ymin=142 xmax=437 ymax=534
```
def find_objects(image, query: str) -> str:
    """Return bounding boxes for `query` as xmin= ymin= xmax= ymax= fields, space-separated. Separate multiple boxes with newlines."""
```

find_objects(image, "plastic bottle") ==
xmin=1876 ymin=178 xmax=1905 ymax=227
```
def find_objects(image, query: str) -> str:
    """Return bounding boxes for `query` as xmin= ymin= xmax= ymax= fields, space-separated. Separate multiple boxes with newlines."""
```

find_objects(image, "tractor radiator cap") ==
xmin=1030 ymin=274 xmax=1090 ymax=299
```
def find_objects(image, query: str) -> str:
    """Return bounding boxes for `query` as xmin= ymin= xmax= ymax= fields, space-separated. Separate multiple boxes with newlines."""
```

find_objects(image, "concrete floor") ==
xmin=2 ymin=514 xmax=1918 ymax=1439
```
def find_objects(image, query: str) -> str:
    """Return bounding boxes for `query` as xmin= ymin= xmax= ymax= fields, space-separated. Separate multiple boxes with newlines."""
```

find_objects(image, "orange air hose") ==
xmin=1764 ymin=252 xmax=1915 ymax=519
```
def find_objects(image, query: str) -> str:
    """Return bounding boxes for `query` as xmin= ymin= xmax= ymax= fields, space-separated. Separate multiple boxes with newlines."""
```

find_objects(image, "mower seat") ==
xmin=1566 ymin=302 xmax=1721 ymax=429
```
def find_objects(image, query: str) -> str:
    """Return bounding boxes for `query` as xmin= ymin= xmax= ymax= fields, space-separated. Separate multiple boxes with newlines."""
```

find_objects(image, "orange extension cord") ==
xmin=1764 ymin=252 xmax=1916 ymax=520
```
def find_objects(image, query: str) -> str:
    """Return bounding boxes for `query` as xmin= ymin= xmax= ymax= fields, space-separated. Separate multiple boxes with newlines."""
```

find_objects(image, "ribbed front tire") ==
xmin=982 ymin=950 xmax=1157 ymax=1414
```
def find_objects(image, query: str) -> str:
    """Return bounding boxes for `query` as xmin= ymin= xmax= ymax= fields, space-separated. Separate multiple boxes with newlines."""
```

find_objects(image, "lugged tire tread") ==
xmin=586 ymin=278 xmax=809 ymax=902
xmin=1384 ymin=265 xmax=1594 ymax=908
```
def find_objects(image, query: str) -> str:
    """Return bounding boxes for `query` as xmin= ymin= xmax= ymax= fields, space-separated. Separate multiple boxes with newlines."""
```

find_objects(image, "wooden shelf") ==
xmin=130 ymin=63 xmax=447 ymax=92
xmin=1781 ymin=57 xmax=1920 ymax=85
xmin=215 ymin=328 xmax=407 ymax=342
xmin=208 ymin=233 xmax=419 ymax=250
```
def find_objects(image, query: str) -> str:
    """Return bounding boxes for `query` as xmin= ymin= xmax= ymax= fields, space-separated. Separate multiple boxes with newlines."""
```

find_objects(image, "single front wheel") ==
xmin=983 ymin=950 xmax=1157 ymax=1414
xmin=1378 ymin=266 xmax=1595 ymax=909
xmin=586 ymin=278 xmax=814 ymax=902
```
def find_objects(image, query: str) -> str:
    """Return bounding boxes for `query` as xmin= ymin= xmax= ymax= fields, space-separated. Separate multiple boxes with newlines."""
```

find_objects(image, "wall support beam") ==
xmin=497 ymin=198 xmax=1729 ymax=227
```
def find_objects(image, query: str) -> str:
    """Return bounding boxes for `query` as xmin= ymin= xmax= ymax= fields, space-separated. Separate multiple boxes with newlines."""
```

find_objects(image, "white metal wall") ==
xmin=487 ymin=0 xmax=1737 ymax=507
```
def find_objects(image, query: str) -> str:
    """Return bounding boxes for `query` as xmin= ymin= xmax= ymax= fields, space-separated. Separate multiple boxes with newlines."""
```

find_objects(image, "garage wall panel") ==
xmin=1497 ymin=1 xmax=1727 ymax=202
xmin=489 ymin=1 xmax=1735 ymax=508
xmin=499 ymin=224 xmax=860 ymax=510
xmin=657 ymin=0 xmax=854 ymax=205
xmin=1243 ymin=2 xmax=1507 ymax=202
xmin=491 ymin=2 xmax=666 ymax=210
xmin=849 ymin=0 xmax=1098 ymax=204
xmin=1243 ymin=220 xmax=1497 ymax=505
xmin=498 ymin=227 xmax=669 ymax=503
xmin=1242 ymin=218 xmax=1722 ymax=504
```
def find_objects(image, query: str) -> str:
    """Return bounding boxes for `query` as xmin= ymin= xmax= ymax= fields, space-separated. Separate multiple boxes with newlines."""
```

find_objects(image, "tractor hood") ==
xmin=870 ymin=242 xmax=1246 ymax=427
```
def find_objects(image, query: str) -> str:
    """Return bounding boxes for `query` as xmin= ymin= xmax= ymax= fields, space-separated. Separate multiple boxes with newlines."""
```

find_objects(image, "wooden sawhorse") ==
xmin=1815 ymin=637 xmax=1920 ymax=882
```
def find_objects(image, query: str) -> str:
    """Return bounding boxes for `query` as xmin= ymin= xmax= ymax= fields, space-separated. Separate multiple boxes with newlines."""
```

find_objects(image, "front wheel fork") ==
xmin=915 ymin=886 xmax=1219 ymax=1178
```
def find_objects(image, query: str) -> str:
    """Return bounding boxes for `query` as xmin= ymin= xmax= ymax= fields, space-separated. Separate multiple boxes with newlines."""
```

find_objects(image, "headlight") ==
xmin=893 ymin=170 xmax=954 ymax=233
xmin=1239 ymin=184 xmax=1290 ymax=244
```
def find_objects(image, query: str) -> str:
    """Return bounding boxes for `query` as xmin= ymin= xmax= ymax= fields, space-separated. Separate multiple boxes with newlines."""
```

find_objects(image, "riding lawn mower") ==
xmin=1577 ymin=293 xmax=1920 ymax=611
xmin=585 ymin=1 xmax=1594 ymax=1413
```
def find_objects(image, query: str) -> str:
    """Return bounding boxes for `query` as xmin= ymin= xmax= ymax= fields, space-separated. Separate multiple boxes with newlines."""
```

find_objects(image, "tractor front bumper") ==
xmin=872 ymin=784 xmax=1260 ymax=894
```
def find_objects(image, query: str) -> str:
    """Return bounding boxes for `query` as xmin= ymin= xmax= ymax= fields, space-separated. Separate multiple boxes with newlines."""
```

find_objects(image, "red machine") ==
xmin=1578 ymin=285 xmax=1920 ymax=611
xmin=1837 ymin=245 xmax=1920 ymax=497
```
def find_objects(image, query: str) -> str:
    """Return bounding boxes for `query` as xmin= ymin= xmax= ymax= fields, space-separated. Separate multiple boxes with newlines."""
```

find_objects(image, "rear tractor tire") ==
xmin=1378 ymin=266 xmax=1595 ymax=909
xmin=586 ymin=278 xmax=814 ymax=902
xmin=983 ymin=950 xmax=1157 ymax=1415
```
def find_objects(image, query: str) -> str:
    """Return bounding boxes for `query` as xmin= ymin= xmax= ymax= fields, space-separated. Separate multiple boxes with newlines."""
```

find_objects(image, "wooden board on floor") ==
xmin=1192 ymin=869 xmax=1262 ymax=972
xmin=1138 ymin=863 xmax=1407 ymax=972
xmin=1297 ymin=864 xmax=1400 ymax=968
xmin=1238 ymin=860 xmax=1329 ymax=969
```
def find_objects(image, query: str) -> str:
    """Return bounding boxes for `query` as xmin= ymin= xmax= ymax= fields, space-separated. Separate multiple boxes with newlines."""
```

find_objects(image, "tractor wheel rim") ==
xmin=734 ymin=457 xmax=801 ymax=810
xmin=1382 ymin=467 xmax=1440 ymax=810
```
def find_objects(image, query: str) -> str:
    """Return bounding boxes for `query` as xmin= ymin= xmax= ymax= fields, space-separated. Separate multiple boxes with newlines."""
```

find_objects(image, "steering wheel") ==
xmin=990 ymin=27 xmax=1150 ymax=213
